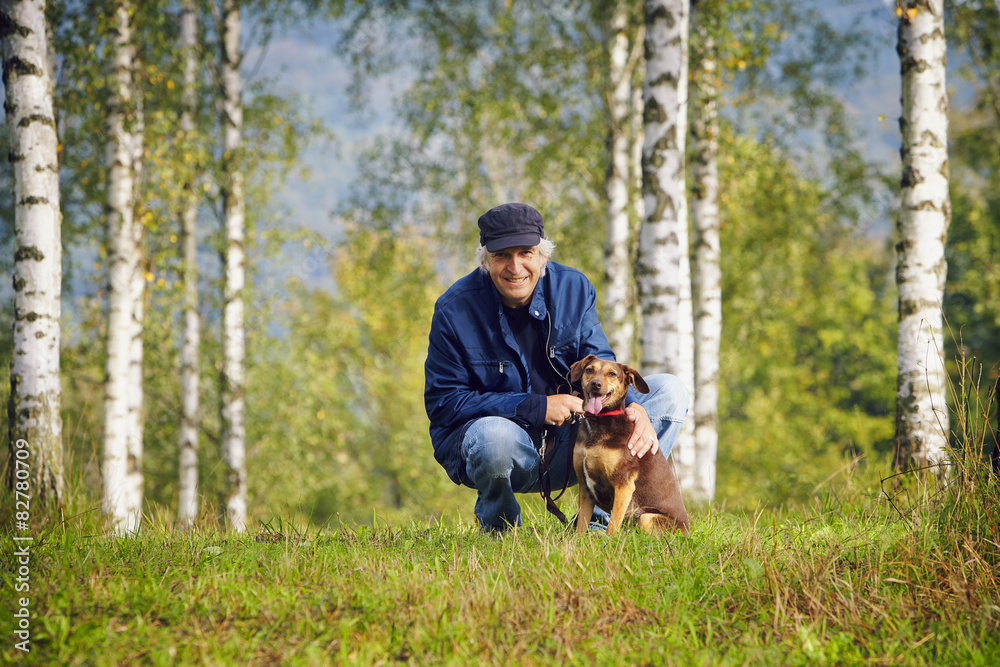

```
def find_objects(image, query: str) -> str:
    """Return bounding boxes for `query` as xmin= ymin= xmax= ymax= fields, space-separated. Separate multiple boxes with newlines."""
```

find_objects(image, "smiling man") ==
xmin=484 ymin=244 xmax=543 ymax=308
xmin=424 ymin=203 xmax=689 ymax=532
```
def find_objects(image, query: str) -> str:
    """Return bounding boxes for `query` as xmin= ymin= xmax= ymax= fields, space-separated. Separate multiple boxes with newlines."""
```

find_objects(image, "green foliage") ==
xmin=946 ymin=166 xmax=1000 ymax=428
xmin=716 ymin=133 xmax=898 ymax=508
xmin=692 ymin=0 xmax=783 ymax=80
xmin=942 ymin=0 xmax=1000 ymax=454
xmin=340 ymin=0 xmax=607 ymax=278
xmin=946 ymin=0 xmax=1000 ymax=127
xmin=247 ymin=224 xmax=469 ymax=526
xmin=730 ymin=0 xmax=873 ymax=149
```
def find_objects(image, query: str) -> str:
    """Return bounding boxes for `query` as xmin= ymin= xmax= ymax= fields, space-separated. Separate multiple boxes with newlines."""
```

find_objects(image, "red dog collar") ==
xmin=586 ymin=408 xmax=625 ymax=417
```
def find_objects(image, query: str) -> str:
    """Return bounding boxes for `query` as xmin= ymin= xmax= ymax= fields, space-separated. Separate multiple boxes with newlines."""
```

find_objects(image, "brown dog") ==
xmin=569 ymin=355 xmax=690 ymax=537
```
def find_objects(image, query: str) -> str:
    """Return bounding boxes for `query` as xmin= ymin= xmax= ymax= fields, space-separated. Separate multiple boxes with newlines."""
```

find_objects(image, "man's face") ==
xmin=487 ymin=245 xmax=546 ymax=308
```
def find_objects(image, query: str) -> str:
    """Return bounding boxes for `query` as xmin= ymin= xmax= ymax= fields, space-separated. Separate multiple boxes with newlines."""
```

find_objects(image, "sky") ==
xmin=245 ymin=23 xmax=403 ymax=237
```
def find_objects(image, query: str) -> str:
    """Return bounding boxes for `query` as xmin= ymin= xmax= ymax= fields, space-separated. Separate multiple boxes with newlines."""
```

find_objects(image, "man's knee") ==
xmin=462 ymin=417 xmax=532 ymax=480
xmin=641 ymin=373 xmax=689 ymax=418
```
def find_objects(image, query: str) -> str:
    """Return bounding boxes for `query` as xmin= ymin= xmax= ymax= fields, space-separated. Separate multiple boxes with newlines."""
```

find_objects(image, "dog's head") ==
xmin=568 ymin=354 xmax=649 ymax=415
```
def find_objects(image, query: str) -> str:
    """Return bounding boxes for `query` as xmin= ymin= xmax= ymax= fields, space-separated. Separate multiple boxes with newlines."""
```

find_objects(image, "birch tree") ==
xmin=2 ymin=0 xmax=65 ymax=510
xmin=638 ymin=0 xmax=694 ymax=474
xmin=102 ymin=0 xmax=145 ymax=535
xmin=125 ymin=54 xmax=146 ymax=531
xmin=603 ymin=0 xmax=642 ymax=363
xmin=895 ymin=0 xmax=951 ymax=470
xmin=628 ymin=51 xmax=645 ymax=344
xmin=220 ymin=0 xmax=248 ymax=531
xmin=177 ymin=0 xmax=200 ymax=529
xmin=689 ymin=0 xmax=724 ymax=502
xmin=638 ymin=0 xmax=687 ymax=371
xmin=688 ymin=1 xmax=720 ymax=504
xmin=675 ymin=179 xmax=696 ymax=496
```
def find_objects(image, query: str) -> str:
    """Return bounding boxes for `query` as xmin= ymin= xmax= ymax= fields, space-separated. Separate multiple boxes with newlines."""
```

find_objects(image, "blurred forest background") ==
xmin=2 ymin=0 xmax=998 ymax=528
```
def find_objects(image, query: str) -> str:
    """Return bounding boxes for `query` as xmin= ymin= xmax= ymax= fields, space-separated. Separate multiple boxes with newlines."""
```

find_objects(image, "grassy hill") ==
xmin=3 ymin=455 xmax=997 ymax=666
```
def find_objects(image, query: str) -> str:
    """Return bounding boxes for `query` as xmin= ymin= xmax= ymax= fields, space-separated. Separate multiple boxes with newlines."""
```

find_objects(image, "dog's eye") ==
xmin=607 ymin=371 xmax=617 ymax=378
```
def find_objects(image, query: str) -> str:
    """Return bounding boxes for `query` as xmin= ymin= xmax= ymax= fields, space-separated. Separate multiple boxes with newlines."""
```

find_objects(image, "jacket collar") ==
xmin=483 ymin=267 xmax=550 ymax=321
xmin=527 ymin=274 xmax=549 ymax=320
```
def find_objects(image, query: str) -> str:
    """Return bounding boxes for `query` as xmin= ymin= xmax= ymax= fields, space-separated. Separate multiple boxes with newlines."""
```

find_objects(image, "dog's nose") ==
xmin=590 ymin=380 xmax=603 ymax=392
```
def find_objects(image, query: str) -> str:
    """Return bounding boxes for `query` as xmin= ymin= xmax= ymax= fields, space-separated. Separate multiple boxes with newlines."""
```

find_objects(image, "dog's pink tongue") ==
xmin=585 ymin=396 xmax=605 ymax=415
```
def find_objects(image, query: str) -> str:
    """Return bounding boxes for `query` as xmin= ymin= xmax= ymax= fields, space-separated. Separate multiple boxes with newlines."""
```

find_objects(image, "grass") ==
xmin=3 ymin=455 xmax=998 ymax=666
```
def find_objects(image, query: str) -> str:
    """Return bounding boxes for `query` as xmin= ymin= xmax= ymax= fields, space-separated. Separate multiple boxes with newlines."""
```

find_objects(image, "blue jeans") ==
xmin=459 ymin=374 xmax=689 ymax=531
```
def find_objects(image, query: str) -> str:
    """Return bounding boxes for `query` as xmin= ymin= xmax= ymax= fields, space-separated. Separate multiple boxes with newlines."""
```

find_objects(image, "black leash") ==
xmin=539 ymin=384 xmax=581 ymax=525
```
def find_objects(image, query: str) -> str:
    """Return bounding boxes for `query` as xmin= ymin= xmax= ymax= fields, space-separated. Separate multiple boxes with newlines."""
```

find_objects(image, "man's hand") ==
xmin=624 ymin=402 xmax=658 ymax=458
xmin=545 ymin=394 xmax=583 ymax=426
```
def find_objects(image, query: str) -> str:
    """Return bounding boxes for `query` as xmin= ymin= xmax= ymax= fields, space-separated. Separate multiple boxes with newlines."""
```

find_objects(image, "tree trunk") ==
xmin=220 ymin=0 xmax=248 ymax=531
xmin=3 ymin=0 xmax=65 ymax=511
xmin=103 ymin=0 xmax=144 ymax=535
xmin=689 ymin=12 xmax=721 ymax=504
xmin=125 ymin=42 xmax=146 ymax=535
xmin=629 ymin=56 xmax=645 ymax=346
xmin=638 ymin=0 xmax=693 ymax=467
xmin=895 ymin=0 xmax=951 ymax=471
xmin=177 ymin=0 xmax=200 ymax=530
xmin=604 ymin=0 xmax=637 ymax=363
xmin=675 ymin=185 xmax=696 ymax=494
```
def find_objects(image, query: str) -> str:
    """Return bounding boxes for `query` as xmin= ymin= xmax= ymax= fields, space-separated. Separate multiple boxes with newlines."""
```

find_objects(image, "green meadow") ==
xmin=4 ymin=453 xmax=997 ymax=666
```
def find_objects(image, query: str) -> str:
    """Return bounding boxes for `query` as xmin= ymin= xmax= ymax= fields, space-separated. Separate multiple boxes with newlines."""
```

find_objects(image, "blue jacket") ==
xmin=424 ymin=261 xmax=624 ymax=485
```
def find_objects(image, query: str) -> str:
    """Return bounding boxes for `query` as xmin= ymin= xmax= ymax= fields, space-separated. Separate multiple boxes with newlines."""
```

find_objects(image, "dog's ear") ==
xmin=622 ymin=365 xmax=650 ymax=394
xmin=569 ymin=354 xmax=597 ymax=383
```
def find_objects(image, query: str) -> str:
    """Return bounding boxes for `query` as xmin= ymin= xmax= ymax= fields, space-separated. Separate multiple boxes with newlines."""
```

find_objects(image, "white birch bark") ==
xmin=673 ymin=4 xmax=695 ymax=497
xmin=629 ymin=57 xmax=645 ymax=340
xmin=895 ymin=0 xmax=951 ymax=470
xmin=638 ymin=0 xmax=688 ymax=373
xmin=221 ymin=0 xmax=248 ymax=531
xmin=103 ymin=0 xmax=144 ymax=535
xmin=3 ymin=0 xmax=64 ymax=508
xmin=638 ymin=0 xmax=694 ymax=476
xmin=689 ymin=19 xmax=721 ymax=504
xmin=125 ymin=41 xmax=146 ymax=536
xmin=605 ymin=1 xmax=636 ymax=363
xmin=675 ymin=176 xmax=696 ymax=495
xmin=177 ymin=0 xmax=200 ymax=530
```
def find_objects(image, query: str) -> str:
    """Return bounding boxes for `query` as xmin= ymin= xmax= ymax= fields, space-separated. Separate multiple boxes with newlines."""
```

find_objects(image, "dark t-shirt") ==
xmin=504 ymin=304 xmax=561 ymax=427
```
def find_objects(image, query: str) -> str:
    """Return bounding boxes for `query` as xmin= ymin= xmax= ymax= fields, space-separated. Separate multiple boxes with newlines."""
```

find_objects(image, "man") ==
xmin=424 ymin=203 xmax=688 ymax=531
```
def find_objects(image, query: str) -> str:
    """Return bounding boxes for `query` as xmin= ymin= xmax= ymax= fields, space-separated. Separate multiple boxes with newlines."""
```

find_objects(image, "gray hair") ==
xmin=477 ymin=237 xmax=556 ymax=275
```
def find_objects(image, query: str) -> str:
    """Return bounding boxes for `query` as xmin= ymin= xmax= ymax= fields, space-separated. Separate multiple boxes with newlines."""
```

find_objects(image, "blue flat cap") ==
xmin=478 ymin=203 xmax=544 ymax=252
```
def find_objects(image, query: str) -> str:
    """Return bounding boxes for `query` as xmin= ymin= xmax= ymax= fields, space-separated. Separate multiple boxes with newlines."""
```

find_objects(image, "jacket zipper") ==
xmin=544 ymin=312 xmax=565 ymax=385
